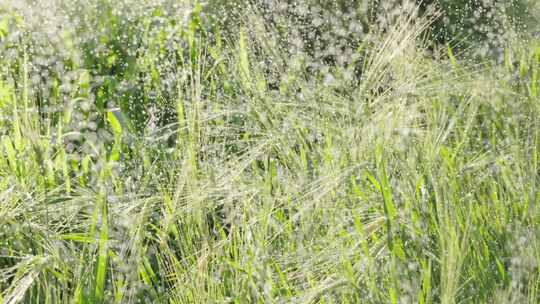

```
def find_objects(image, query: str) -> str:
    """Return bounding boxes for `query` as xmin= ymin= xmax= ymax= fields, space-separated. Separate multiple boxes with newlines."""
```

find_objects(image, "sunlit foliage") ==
xmin=0 ymin=1 xmax=539 ymax=303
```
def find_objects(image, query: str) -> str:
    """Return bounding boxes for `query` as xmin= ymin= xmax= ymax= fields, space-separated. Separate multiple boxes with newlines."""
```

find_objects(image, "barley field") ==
xmin=0 ymin=1 xmax=540 ymax=303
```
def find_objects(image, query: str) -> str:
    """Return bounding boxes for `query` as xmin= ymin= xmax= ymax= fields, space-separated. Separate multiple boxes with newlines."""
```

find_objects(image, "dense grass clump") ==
xmin=0 ymin=0 xmax=539 ymax=303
